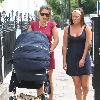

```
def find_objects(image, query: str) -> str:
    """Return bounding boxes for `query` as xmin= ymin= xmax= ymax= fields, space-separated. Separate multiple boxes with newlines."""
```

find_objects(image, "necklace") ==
xmin=38 ymin=21 xmax=48 ymax=33
xmin=39 ymin=21 xmax=48 ymax=27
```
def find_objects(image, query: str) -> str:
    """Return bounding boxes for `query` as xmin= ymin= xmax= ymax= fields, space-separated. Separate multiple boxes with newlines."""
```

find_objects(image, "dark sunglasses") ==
xmin=40 ymin=13 xmax=50 ymax=17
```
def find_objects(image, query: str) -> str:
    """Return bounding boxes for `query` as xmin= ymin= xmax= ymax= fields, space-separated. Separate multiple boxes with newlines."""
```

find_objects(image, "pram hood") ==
xmin=13 ymin=31 xmax=50 ymax=60
xmin=12 ymin=31 xmax=50 ymax=81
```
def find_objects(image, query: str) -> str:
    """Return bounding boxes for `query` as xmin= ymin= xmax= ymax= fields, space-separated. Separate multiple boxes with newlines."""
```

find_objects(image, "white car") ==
xmin=84 ymin=16 xmax=92 ymax=27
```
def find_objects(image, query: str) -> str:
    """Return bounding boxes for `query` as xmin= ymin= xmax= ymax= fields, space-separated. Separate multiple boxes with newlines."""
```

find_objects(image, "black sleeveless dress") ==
xmin=66 ymin=30 xmax=92 ymax=76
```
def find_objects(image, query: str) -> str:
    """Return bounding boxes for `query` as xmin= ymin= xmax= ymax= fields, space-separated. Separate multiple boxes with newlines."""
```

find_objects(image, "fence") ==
xmin=0 ymin=10 xmax=33 ymax=82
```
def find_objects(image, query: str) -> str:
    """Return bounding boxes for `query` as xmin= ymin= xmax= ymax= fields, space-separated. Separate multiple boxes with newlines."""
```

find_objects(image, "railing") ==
xmin=0 ymin=10 xmax=35 ymax=82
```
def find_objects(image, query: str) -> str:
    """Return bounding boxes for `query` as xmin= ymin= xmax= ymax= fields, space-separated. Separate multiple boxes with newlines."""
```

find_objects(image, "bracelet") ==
xmin=82 ymin=57 xmax=85 ymax=61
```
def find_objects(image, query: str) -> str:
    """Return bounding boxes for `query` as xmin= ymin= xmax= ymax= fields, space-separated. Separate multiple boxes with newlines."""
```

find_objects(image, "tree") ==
xmin=53 ymin=15 xmax=61 ymax=27
xmin=46 ymin=0 xmax=61 ymax=15
xmin=46 ymin=0 xmax=63 ymax=28
xmin=0 ymin=0 xmax=4 ymax=3
xmin=78 ymin=0 xmax=81 ymax=7
xmin=81 ymin=0 xmax=96 ymax=14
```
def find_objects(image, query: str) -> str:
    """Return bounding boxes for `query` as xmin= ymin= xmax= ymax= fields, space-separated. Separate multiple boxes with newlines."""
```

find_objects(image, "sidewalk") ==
xmin=53 ymin=28 xmax=94 ymax=100
xmin=2 ymin=28 xmax=94 ymax=100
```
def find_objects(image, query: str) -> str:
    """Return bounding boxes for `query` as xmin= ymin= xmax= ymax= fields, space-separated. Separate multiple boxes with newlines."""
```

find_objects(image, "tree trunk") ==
xmin=78 ymin=0 xmax=81 ymax=7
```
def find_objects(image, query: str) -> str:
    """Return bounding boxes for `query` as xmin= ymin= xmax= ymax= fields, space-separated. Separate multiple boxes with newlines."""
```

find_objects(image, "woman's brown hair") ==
xmin=70 ymin=8 xmax=85 ymax=27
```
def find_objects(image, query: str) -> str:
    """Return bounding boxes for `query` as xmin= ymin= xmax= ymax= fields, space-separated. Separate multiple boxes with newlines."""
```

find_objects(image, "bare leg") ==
xmin=37 ymin=84 xmax=44 ymax=96
xmin=81 ymin=75 xmax=90 ymax=100
xmin=72 ymin=76 xmax=82 ymax=100
xmin=48 ymin=69 xmax=53 ymax=100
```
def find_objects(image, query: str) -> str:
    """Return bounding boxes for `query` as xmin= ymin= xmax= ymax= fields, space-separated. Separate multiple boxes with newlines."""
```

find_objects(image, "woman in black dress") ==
xmin=62 ymin=8 xmax=92 ymax=100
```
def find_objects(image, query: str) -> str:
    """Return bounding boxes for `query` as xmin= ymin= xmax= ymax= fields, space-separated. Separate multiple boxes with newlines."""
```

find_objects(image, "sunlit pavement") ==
xmin=53 ymin=28 xmax=94 ymax=100
xmin=3 ymin=28 xmax=94 ymax=100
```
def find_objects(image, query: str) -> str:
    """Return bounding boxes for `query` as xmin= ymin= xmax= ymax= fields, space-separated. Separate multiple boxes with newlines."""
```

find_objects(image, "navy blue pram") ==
xmin=9 ymin=31 xmax=50 ymax=100
xmin=12 ymin=31 xmax=50 ymax=81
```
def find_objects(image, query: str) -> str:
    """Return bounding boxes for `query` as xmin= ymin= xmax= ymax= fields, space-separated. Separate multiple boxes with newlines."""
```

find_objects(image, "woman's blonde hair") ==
xmin=39 ymin=5 xmax=52 ymax=15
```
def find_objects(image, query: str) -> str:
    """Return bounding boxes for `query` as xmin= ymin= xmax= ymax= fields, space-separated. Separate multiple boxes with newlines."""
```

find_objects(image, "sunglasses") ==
xmin=40 ymin=13 xmax=50 ymax=17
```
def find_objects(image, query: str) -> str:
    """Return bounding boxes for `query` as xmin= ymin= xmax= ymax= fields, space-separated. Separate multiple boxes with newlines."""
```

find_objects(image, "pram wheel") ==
xmin=9 ymin=69 xmax=17 ymax=93
xmin=9 ymin=96 xmax=13 ymax=100
xmin=34 ymin=94 xmax=48 ymax=100
xmin=9 ymin=96 xmax=17 ymax=100
xmin=41 ymin=94 xmax=48 ymax=100
xmin=44 ymin=74 xmax=51 ymax=94
xmin=44 ymin=80 xmax=51 ymax=94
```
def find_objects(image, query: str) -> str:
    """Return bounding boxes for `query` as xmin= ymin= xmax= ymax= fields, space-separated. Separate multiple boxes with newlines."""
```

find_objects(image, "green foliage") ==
xmin=81 ymin=0 xmax=96 ymax=14
xmin=53 ymin=15 xmax=61 ymax=27
xmin=46 ymin=0 xmax=97 ymax=19
xmin=47 ymin=0 xmax=61 ymax=15
xmin=71 ymin=0 xmax=78 ymax=11
xmin=0 ymin=0 xmax=4 ymax=3
xmin=53 ymin=15 xmax=61 ymax=23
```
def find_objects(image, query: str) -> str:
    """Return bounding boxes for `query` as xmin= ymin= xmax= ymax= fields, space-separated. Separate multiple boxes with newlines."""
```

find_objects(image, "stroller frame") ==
xmin=9 ymin=31 xmax=51 ymax=100
xmin=9 ymin=67 xmax=51 ymax=100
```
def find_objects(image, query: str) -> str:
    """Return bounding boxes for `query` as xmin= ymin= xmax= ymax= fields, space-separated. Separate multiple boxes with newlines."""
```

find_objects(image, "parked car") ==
xmin=84 ymin=16 xmax=92 ymax=27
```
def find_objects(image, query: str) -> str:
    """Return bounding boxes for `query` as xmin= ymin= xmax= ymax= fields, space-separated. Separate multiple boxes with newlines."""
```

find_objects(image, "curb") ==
xmin=0 ymin=72 xmax=12 ymax=100
xmin=0 ymin=83 xmax=8 ymax=100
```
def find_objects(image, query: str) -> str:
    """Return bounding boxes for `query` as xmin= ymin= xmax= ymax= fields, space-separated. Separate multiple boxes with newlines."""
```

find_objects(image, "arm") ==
xmin=27 ymin=21 xmax=34 ymax=32
xmin=62 ymin=26 xmax=69 ymax=70
xmin=79 ymin=26 xmax=92 ymax=67
xmin=82 ymin=26 xmax=92 ymax=60
xmin=50 ymin=26 xmax=59 ymax=52
xmin=27 ymin=25 xmax=32 ymax=32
